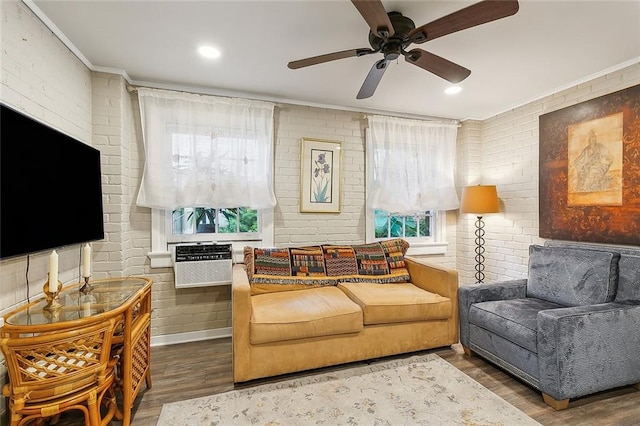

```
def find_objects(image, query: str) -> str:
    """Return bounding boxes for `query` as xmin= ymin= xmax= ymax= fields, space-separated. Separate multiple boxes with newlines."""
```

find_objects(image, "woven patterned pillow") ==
xmin=290 ymin=246 xmax=326 ymax=277
xmin=380 ymin=238 xmax=409 ymax=269
xmin=254 ymin=248 xmax=291 ymax=276
xmin=353 ymin=242 xmax=390 ymax=275
xmin=323 ymin=245 xmax=358 ymax=276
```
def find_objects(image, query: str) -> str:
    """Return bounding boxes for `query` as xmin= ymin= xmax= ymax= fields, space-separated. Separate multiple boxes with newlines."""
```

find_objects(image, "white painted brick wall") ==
xmin=274 ymin=104 xmax=366 ymax=246
xmin=456 ymin=120 xmax=483 ymax=284
xmin=91 ymin=73 xmax=126 ymax=277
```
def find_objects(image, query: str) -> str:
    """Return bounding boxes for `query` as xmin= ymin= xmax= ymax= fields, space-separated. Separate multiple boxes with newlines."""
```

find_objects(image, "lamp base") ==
xmin=474 ymin=215 xmax=486 ymax=284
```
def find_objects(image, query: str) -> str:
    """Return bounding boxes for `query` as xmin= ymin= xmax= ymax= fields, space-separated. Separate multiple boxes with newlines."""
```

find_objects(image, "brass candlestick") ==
xmin=43 ymin=275 xmax=63 ymax=312
xmin=80 ymin=276 xmax=93 ymax=294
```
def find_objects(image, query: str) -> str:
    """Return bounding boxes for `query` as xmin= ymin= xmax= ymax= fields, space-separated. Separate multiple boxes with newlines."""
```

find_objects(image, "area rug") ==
xmin=157 ymin=354 xmax=540 ymax=425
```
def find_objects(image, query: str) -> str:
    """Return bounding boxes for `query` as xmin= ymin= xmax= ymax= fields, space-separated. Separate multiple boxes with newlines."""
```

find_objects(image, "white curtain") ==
xmin=136 ymin=88 xmax=276 ymax=210
xmin=366 ymin=115 xmax=459 ymax=213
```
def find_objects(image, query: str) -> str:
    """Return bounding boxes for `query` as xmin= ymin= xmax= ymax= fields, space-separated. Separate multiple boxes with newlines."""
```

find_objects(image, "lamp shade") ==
xmin=460 ymin=185 xmax=499 ymax=214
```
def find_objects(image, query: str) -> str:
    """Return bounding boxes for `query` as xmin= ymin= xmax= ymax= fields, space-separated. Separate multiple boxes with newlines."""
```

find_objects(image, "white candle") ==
xmin=82 ymin=243 xmax=91 ymax=278
xmin=49 ymin=250 xmax=59 ymax=292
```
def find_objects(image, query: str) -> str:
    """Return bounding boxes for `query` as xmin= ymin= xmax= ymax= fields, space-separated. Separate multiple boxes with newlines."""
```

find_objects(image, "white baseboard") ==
xmin=150 ymin=327 xmax=231 ymax=347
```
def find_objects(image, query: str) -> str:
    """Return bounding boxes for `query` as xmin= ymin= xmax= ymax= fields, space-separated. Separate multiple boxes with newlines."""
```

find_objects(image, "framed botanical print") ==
xmin=300 ymin=138 xmax=341 ymax=213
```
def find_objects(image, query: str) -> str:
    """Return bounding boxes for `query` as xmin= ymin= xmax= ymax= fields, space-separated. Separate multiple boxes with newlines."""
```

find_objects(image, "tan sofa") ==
xmin=232 ymin=240 xmax=459 ymax=382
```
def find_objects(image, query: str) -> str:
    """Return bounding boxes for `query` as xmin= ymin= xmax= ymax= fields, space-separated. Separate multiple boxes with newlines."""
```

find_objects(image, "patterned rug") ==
xmin=157 ymin=354 xmax=541 ymax=425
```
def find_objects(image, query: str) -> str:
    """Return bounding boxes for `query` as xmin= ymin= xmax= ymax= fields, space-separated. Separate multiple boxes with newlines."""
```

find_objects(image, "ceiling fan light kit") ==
xmin=288 ymin=0 xmax=520 ymax=99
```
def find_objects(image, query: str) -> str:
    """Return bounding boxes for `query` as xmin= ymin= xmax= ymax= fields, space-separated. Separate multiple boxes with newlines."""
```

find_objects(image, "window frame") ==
xmin=168 ymin=207 xmax=261 ymax=243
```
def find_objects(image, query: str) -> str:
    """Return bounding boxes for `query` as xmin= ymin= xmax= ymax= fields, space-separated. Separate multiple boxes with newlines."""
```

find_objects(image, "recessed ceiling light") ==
xmin=197 ymin=45 xmax=221 ymax=59
xmin=444 ymin=86 xmax=462 ymax=95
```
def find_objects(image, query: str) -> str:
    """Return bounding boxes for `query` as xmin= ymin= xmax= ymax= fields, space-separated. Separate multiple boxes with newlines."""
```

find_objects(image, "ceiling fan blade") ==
xmin=409 ymin=0 xmax=519 ymax=43
xmin=351 ymin=0 xmax=395 ymax=38
xmin=404 ymin=49 xmax=471 ymax=84
xmin=288 ymin=48 xmax=375 ymax=69
xmin=357 ymin=59 xmax=389 ymax=99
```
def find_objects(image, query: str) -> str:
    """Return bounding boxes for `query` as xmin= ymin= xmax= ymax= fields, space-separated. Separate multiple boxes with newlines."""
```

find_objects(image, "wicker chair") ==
xmin=0 ymin=317 xmax=118 ymax=426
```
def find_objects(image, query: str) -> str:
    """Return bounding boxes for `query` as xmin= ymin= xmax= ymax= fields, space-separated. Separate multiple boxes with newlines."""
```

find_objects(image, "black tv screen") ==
xmin=1 ymin=104 xmax=105 ymax=259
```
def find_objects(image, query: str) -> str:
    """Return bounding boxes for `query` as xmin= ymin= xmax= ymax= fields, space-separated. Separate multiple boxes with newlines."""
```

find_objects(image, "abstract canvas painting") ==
xmin=539 ymin=84 xmax=640 ymax=245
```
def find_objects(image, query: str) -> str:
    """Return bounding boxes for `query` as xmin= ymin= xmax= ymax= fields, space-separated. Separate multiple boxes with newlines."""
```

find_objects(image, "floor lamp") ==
xmin=460 ymin=185 xmax=500 ymax=284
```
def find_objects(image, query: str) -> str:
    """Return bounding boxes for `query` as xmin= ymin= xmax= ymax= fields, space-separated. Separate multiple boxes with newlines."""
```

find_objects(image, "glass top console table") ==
xmin=1 ymin=276 xmax=153 ymax=426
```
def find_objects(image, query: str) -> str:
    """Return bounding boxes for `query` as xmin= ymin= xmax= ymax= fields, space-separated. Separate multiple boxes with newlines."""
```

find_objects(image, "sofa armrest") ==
xmin=537 ymin=302 xmax=640 ymax=401
xmin=405 ymin=257 xmax=457 ymax=298
xmin=405 ymin=257 xmax=459 ymax=342
xmin=232 ymin=263 xmax=252 ymax=382
xmin=458 ymin=279 xmax=528 ymax=347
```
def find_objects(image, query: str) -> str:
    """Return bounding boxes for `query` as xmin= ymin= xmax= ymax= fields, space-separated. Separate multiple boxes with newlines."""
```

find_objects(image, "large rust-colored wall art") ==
xmin=539 ymin=84 xmax=640 ymax=245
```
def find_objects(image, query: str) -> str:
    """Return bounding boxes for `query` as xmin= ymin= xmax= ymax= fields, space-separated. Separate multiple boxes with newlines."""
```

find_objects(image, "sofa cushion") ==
xmin=469 ymin=298 xmax=564 ymax=353
xmin=526 ymin=244 xmax=620 ymax=306
xmin=337 ymin=282 xmax=451 ymax=325
xmin=544 ymin=241 xmax=640 ymax=303
xmin=250 ymin=286 xmax=363 ymax=344
xmin=244 ymin=239 xmax=411 ymax=295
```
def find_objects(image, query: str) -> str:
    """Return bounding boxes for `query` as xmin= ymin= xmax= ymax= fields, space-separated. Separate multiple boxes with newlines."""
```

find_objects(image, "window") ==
xmin=136 ymin=88 xmax=276 ymax=267
xmin=365 ymin=115 xmax=459 ymax=255
xmin=374 ymin=210 xmax=433 ymax=239
xmin=169 ymin=207 xmax=259 ymax=242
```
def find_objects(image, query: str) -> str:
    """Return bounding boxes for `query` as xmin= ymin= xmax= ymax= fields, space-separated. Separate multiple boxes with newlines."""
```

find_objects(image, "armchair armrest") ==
xmin=458 ymin=279 xmax=527 ymax=346
xmin=232 ymin=263 xmax=252 ymax=382
xmin=537 ymin=302 xmax=640 ymax=401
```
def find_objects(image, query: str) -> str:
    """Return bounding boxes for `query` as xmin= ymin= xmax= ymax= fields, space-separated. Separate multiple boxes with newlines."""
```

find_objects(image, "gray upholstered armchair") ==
xmin=458 ymin=240 xmax=640 ymax=410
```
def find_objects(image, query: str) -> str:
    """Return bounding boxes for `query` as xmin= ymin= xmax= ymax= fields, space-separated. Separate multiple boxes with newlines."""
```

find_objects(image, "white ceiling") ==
xmin=29 ymin=0 xmax=640 ymax=121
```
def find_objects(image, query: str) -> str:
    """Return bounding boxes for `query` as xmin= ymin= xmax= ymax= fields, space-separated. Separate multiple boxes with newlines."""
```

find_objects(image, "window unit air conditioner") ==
xmin=173 ymin=243 xmax=233 ymax=289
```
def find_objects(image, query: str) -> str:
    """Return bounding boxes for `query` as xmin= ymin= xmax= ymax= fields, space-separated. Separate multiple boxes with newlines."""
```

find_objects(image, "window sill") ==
xmin=406 ymin=241 xmax=448 ymax=256
xmin=148 ymin=251 xmax=172 ymax=268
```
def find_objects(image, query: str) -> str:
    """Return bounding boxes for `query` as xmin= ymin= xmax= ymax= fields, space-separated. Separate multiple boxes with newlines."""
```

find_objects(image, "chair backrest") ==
xmin=0 ymin=317 xmax=116 ymax=403
xmin=544 ymin=240 xmax=640 ymax=303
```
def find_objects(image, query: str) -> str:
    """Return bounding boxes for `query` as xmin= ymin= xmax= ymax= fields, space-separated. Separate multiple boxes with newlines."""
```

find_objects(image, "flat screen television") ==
xmin=1 ymin=103 xmax=105 ymax=259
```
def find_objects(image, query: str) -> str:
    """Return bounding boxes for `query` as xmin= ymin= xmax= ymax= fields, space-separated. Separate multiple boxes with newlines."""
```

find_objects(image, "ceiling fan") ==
xmin=288 ymin=0 xmax=519 ymax=99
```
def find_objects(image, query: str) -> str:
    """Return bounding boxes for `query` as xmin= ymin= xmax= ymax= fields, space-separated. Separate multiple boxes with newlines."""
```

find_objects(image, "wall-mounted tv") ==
xmin=1 ymin=104 xmax=105 ymax=259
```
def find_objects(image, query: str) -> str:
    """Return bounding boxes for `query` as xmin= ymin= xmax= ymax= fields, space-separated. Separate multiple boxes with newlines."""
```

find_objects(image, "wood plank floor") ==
xmin=49 ymin=337 xmax=640 ymax=425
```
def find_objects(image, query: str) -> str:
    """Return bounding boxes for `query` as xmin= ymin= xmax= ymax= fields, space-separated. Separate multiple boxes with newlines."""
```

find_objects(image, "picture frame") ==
xmin=300 ymin=138 xmax=341 ymax=213
xmin=538 ymin=84 xmax=640 ymax=245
